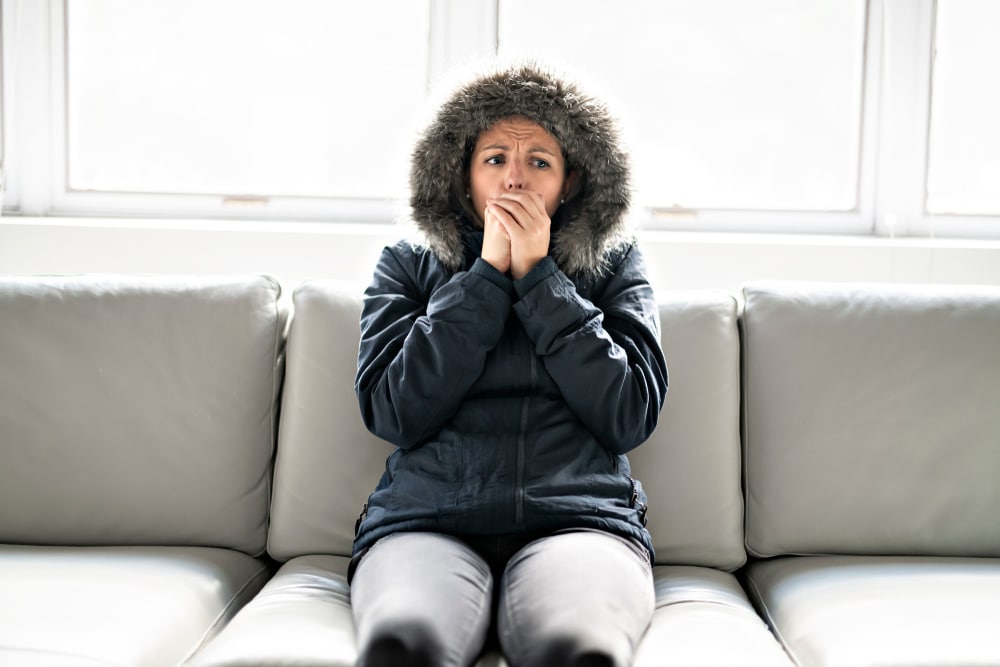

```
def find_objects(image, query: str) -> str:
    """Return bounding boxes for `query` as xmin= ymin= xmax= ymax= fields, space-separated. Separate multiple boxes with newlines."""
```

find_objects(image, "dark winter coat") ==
xmin=352 ymin=63 xmax=668 ymax=559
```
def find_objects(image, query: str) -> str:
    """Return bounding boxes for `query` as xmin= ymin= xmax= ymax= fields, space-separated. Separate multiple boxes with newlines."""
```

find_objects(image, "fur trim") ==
xmin=409 ymin=62 xmax=632 ymax=279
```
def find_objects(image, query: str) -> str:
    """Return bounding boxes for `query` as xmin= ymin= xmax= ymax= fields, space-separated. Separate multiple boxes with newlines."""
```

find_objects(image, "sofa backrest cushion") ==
xmin=631 ymin=291 xmax=746 ymax=570
xmin=268 ymin=282 xmax=746 ymax=569
xmin=0 ymin=275 xmax=285 ymax=556
xmin=267 ymin=281 xmax=393 ymax=560
xmin=742 ymin=281 xmax=1000 ymax=557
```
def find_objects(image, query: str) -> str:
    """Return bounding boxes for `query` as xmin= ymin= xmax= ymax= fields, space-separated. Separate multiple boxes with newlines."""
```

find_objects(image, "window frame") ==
xmin=1 ymin=0 xmax=998 ymax=240
xmin=0 ymin=2 xmax=5 ymax=186
xmin=0 ymin=0 xmax=14 ymax=211
xmin=637 ymin=0 xmax=879 ymax=239
xmin=495 ymin=0 xmax=878 ymax=236
xmin=47 ymin=0 xmax=436 ymax=223
xmin=905 ymin=0 xmax=1000 ymax=237
xmin=8 ymin=0 xmax=498 ymax=222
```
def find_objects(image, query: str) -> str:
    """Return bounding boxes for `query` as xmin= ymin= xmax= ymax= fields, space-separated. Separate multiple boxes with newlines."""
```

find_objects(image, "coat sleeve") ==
xmin=512 ymin=244 xmax=668 ymax=454
xmin=355 ymin=244 xmax=513 ymax=449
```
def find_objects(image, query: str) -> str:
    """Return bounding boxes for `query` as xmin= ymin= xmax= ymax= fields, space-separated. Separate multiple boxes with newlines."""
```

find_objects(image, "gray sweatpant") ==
xmin=350 ymin=529 xmax=654 ymax=667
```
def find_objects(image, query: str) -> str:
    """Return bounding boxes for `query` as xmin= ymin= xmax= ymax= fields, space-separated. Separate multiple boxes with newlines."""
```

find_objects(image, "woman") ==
xmin=351 ymin=62 xmax=669 ymax=667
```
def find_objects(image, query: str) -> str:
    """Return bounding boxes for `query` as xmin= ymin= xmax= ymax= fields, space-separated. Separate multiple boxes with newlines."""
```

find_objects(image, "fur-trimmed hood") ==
xmin=408 ymin=62 xmax=633 ymax=279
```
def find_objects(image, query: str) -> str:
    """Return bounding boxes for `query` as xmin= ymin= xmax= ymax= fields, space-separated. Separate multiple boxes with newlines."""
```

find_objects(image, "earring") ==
xmin=560 ymin=198 xmax=565 ymax=204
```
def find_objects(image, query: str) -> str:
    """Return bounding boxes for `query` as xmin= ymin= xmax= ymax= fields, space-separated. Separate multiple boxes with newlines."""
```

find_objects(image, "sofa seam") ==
xmin=179 ymin=561 xmax=273 ymax=665
xmin=260 ymin=279 xmax=286 ymax=559
xmin=739 ymin=285 xmax=768 ymax=561
xmin=653 ymin=597 xmax=752 ymax=612
xmin=726 ymin=293 xmax=749 ymax=571
xmin=740 ymin=567 xmax=804 ymax=667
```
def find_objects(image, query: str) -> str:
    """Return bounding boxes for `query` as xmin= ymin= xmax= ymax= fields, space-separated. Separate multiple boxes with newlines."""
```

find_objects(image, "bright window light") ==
xmin=66 ymin=0 xmax=429 ymax=199
xmin=498 ymin=0 xmax=867 ymax=213
xmin=926 ymin=0 xmax=1000 ymax=216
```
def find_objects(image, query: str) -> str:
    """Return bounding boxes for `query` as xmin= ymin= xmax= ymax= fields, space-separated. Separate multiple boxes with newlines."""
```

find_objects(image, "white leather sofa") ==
xmin=739 ymin=282 xmax=1000 ymax=666
xmin=0 ymin=275 xmax=287 ymax=666
xmin=2 ymin=274 xmax=998 ymax=667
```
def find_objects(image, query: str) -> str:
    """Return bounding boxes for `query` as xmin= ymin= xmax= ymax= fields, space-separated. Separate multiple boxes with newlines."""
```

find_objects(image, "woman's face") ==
xmin=468 ymin=117 xmax=573 ymax=227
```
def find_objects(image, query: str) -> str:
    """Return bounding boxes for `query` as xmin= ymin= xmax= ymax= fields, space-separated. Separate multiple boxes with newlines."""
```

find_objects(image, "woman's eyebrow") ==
xmin=477 ymin=144 xmax=557 ymax=156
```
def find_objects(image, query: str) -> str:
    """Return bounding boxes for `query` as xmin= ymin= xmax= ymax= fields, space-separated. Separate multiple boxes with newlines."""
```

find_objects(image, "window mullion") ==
xmin=427 ymin=0 xmax=497 ymax=86
xmin=873 ymin=0 xmax=936 ymax=236
xmin=4 ymin=0 xmax=58 ymax=215
xmin=854 ymin=0 xmax=882 ymax=232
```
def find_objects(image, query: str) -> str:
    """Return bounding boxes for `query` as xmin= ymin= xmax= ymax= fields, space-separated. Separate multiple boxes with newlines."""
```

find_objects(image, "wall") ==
xmin=3 ymin=218 xmax=1000 ymax=299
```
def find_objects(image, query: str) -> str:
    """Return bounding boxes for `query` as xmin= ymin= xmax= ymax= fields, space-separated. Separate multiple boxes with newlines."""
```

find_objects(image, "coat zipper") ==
xmin=515 ymin=352 xmax=537 ymax=527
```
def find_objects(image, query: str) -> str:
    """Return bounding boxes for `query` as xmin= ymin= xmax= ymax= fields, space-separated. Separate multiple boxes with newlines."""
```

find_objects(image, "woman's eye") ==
xmin=533 ymin=159 xmax=551 ymax=169
xmin=486 ymin=156 xmax=504 ymax=165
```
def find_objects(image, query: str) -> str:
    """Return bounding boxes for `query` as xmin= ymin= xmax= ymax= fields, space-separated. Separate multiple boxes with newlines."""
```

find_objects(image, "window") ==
xmin=498 ymin=0 xmax=868 ymax=215
xmin=2 ymin=0 xmax=999 ymax=238
xmin=925 ymin=0 xmax=1000 ymax=216
xmin=66 ymin=0 xmax=429 ymax=201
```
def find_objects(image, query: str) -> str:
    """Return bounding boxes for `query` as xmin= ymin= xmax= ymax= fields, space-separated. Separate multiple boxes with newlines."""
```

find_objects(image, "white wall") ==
xmin=3 ymin=217 xmax=1000 ymax=299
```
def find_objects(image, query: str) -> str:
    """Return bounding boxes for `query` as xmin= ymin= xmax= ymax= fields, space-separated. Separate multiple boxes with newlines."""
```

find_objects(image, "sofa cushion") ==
xmin=744 ymin=556 xmax=1000 ymax=667
xmin=0 ymin=545 xmax=270 ymax=667
xmin=0 ymin=275 xmax=285 ymax=555
xmin=630 ymin=291 xmax=746 ymax=570
xmin=266 ymin=281 xmax=394 ymax=560
xmin=189 ymin=560 xmax=793 ymax=667
xmin=185 ymin=555 xmax=356 ymax=667
xmin=267 ymin=283 xmax=745 ymax=569
xmin=742 ymin=281 xmax=1000 ymax=557
xmin=633 ymin=566 xmax=795 ymax=667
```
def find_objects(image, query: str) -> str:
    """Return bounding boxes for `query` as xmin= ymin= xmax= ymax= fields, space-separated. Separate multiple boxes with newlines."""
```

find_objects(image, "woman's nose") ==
xmin=505 ymin=163 xmax=525 ymax=190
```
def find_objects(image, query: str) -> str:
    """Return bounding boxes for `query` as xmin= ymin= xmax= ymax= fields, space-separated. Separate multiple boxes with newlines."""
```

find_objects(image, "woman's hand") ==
xmin=481 ymin=204 xmax=512 ymax=275
xmin=487 ymin=191 xmax=551 ymax=280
